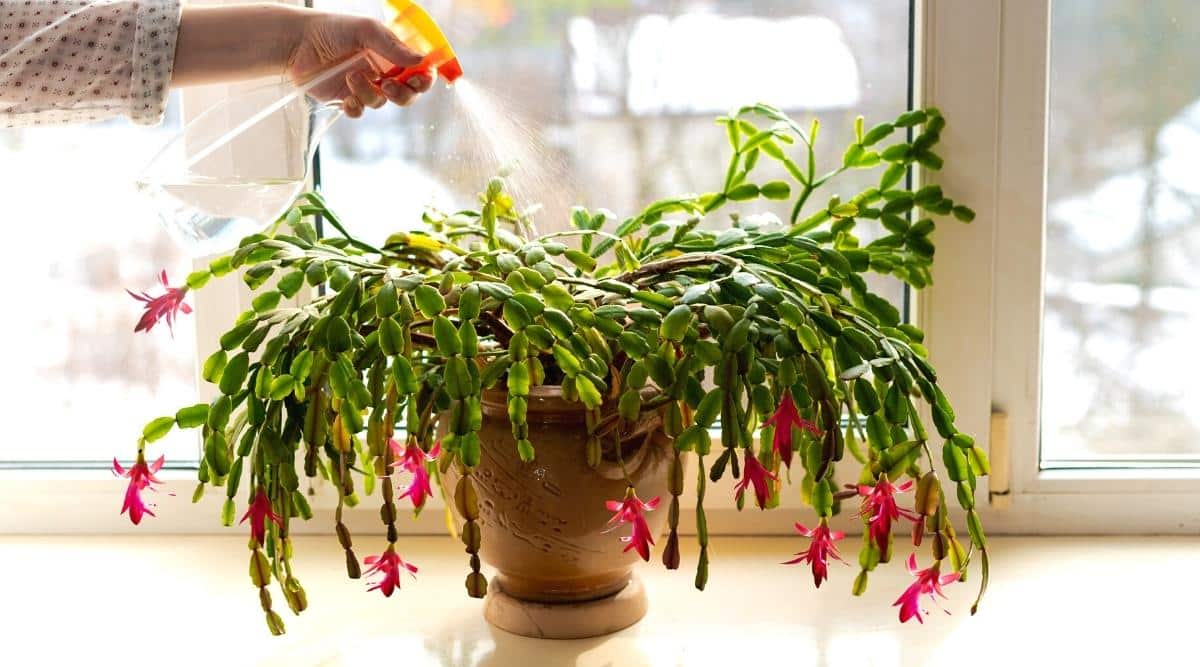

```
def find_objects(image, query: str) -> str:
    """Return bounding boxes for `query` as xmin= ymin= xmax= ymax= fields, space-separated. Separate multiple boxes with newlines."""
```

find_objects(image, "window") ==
xmin=0 ymin=31 xmax=302 ymax=531
xmin=0 ymin=97 xmax=201 ymax=467
xmin=16 ymin=0 xmax=1188 ymax=533
xmin=1041 ymin=1 xmax=1200 ymax=467
xmin=920 ymin=0 xmax=1200 ymax=533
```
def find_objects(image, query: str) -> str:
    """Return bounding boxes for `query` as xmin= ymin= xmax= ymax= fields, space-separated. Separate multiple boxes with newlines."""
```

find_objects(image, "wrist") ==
xmin=264 ymin=5 xmax=315 ymax=73
xmin=175 ymin=4 xmax=318 ymax=86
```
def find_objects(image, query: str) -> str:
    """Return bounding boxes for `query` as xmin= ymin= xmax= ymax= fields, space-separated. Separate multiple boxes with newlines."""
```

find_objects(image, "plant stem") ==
xmin=612 ymin=425 xmax=633 ymax=487
xmin=619 ymin=254 xmax=741 ymax=283
xmin=310 ymin=207 xmax=382 ymax=256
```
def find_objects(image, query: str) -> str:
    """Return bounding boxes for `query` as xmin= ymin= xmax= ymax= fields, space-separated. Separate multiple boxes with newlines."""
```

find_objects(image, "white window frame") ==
xmin=921 ymin=0 xmax=1200 ymax=534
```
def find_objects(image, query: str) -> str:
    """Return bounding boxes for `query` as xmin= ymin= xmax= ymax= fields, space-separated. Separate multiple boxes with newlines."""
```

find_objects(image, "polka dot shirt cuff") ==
xmin=128 ymin=0 xmax=181 ymax=126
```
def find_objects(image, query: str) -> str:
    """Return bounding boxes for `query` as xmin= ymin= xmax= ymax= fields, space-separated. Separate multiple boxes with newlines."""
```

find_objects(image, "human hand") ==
xmin=284 ymin=11 xmax=435 ymax=118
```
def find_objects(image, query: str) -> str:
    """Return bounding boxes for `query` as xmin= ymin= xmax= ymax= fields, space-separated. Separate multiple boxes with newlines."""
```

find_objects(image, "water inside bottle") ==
xmin=138 ymin=55 xmax=367 ymax=257
xmin=137 ymin=175 xmax=305 ymax=258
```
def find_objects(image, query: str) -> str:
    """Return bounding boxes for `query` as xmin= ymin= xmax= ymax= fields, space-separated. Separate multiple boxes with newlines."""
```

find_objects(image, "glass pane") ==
xmin=316 ymin=0 xmax=911 ymax=308
xmin=1043 ymin=2 xmax=1200 ymax=465
xmin=0 ymin=98 xmax=199 ymax=466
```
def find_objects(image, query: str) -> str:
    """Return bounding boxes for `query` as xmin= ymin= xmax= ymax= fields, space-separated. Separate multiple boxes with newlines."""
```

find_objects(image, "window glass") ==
xmin=0 ymin=98 xmax=199 ymax=465
xmin=317 ymin=0 xmax=911 ymax=307
xmin=1043 ymin=1 xmax=1200 ymax=465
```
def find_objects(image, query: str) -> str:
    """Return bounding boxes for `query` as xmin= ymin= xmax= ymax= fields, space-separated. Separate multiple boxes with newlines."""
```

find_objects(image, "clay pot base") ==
xmin=484 ymin=575 xmax=648 ymax=639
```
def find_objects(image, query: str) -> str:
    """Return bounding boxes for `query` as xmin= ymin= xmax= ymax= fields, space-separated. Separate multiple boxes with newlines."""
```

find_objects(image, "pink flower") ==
xmin=734 ymin=449 xmax=778 ymax=510
xmin=894 ymin=554 xmax=960 ymax=624
xmin=762 ymin=390 xmax=821 ymax=468
xmin=605 ymin=488 xmax=660 ymax=561
xmin=112 ymin=454 xmax=165 ymax=525
xmin=783 ymin=520 xmax=846 ymax=588
xmin=127 ymin=269 xmax=192 ymax=336
xmin=388 ymin=439 xmax=441 ymax=511
xmin=363 ymin=548 xmax=418 ymax=597
xmin=240 ymin=488 xmax=283 ymax=546
xmin=858 ymin=476 xmax=919 ymax=552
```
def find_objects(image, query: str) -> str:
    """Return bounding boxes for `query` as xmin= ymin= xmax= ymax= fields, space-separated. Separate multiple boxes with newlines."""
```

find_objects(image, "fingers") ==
xmin=343 ymin=70 xmax=431 ymax=116
xmin=379 ymin=72 xmax=433 ymax=107
xmin=343 ymin=72 xmax=430 ymax=116
xmin=346 ymin=71 xmax=386 ymax=109
xmin=406 ymin=71 xmax=434 ymax=94
xmin=359 ymin=19 xmax=422 ymax=69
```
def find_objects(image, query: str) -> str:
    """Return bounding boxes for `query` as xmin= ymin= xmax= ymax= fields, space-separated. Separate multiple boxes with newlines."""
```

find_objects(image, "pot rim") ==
xmin=480 ymin=385 xmax=661 ymax=421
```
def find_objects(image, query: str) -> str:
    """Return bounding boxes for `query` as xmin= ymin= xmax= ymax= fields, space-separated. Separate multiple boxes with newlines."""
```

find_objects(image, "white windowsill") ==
xmin=3 ymin=535 xmax=1196 ymax=665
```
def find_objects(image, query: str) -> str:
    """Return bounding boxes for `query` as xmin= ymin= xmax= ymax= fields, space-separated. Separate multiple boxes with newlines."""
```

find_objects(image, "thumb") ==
xmin=359 ymin=19 xmax=422 ymax=69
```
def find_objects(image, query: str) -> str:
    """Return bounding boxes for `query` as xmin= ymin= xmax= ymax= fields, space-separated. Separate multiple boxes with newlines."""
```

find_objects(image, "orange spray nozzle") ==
xmin=376 ymin=0 xmax=463 ymax=85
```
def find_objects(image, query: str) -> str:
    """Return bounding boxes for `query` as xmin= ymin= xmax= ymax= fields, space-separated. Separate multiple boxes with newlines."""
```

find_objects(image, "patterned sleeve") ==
xmin=0 ymin=0 xmax=182 ymax=128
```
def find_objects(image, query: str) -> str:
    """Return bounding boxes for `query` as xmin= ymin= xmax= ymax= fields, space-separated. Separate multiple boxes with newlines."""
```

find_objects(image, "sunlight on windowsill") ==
xmin=2 ymin=535 xmax=1195 ymax=665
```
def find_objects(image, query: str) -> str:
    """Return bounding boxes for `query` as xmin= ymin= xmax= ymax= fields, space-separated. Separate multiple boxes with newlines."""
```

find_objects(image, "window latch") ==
xmin=988 ymin=410 xmax=1010 ymax=509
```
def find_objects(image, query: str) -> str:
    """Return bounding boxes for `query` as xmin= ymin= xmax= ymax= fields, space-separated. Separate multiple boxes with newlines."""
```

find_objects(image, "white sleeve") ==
xmin=0 ymin=0 xmax=182 ymax=128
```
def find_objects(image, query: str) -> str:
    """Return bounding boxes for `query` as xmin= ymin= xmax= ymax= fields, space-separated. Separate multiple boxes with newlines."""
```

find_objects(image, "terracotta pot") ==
xmin=444 ymin=385 xmax=673 ymax=638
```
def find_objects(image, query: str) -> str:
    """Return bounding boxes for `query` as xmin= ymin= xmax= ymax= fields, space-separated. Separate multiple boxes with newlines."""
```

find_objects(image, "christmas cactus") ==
xmin=120 ymin=103 xmax=988 ymax=634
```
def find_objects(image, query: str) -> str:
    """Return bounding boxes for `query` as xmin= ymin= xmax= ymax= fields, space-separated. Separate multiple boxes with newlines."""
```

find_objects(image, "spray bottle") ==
xmin=139 ymin=0 xmax=462 ymax=257
xmin=378 ymin=0 xmax=463 ymax=85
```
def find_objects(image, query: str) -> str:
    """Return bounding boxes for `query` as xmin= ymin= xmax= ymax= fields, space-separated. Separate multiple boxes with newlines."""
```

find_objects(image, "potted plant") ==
xmin=118 ymin=103 xmax=988 ymax=637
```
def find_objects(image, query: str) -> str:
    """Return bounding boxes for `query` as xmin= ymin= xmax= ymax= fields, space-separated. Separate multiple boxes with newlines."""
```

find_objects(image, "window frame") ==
xmin=922 ymin=0 xmax=1200 ymax=534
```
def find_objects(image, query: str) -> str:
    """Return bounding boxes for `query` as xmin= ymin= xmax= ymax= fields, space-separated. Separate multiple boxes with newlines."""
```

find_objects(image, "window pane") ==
xmin=316 ymin=0 xmax=911 ymax=307
xmin=0 ymin=99 xmax=199 ymax=466
xmin=1043 ymin=2 xmax=1200 ymax=465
